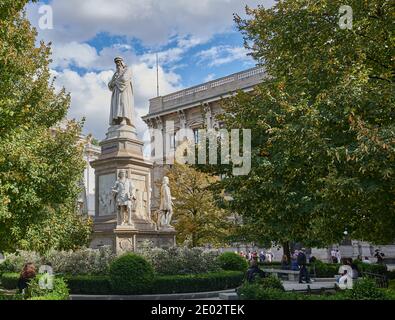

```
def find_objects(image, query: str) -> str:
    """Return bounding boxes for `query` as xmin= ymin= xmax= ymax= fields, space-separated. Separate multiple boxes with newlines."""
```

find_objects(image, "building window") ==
xmin=169 ymin=132 xmax=176 ymax=149
xmin=193 ymin=128 xmax=200 ymax=144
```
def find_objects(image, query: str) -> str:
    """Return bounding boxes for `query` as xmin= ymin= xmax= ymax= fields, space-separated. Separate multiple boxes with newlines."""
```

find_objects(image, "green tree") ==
xmin=0 ymin=0 xmax=92 ymax=253
xmin=203 ymin=0 xmax=394 ymax=253
xmin=166 ymin=163 xmax=233 ymax=248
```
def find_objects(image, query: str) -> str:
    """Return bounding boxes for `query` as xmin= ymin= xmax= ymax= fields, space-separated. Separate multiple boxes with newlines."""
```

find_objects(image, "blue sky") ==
xmin=26 ymin=0 xmax=274 ymax=140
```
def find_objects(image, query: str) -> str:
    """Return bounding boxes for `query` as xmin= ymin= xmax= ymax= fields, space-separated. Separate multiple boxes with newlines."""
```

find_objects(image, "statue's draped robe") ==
xmin=109 ymin=67 xmax=134 ymax=126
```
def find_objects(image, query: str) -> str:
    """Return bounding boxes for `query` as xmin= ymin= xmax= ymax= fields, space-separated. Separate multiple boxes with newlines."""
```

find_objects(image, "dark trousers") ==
xmin=299 ymin=265 xmax=310 ymax=283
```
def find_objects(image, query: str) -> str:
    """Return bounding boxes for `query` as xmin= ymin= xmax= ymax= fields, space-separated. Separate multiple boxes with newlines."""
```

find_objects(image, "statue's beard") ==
xmin=117 ymin=65 xmax=124 ymax=73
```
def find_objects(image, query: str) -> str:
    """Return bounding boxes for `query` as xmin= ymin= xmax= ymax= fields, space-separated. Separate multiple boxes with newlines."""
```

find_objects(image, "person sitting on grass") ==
xmin=246 ymin=259 xmax=266 ymax=283
xmin=17 ymin=263 xmax=36 ymax=294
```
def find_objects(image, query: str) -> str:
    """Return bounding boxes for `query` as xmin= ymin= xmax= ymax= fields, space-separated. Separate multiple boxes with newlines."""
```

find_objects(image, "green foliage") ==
xmin=387 ymin=271 xmax=395 ymax=281
xmin=64 ymin=271 xmax=244 ymax=295
xmin=388 ymin=279 xmax=395 ymax=291
xmin=202 ymin=0 xmax=395 ymax=247
xmin=137 ymin=244 xmax=220 ymax=275
xmin=26 ymin=276 xmax=69 ymax=300
xmin=217 ymin=252 xmax=248 ymax=272
xmin=0 ymin=293 xmax=23 ymax=301
xmin=2 ymin=247 xmax=115 ymax=275
xmin=310 ymin=260 xmax=339 ymax=277
xmin=344 ymin=278 xmax=388 ymax=300
xmin=1 ymin=272 xmax=19 ymax=290
xmin=0 ymin=0 xmax=92 ymax=253
xmin=355 ymin=261 xmax=387 ymax=275
xmin=0 ymin=259 xmax=15 ymax=276
xmin=109 ymin=253 xmax=155 ymax=294
xmin=255 ymin=275 xmax=285 ymax=291
xmin=166 ymin=164 xmax=234 ymax=247
xmin=150 ymin=271 xmax=244 ymax=294
xmin=64 ymin=275 xmax=112 ymax=295
xmin=238 ymin=278 xmax=394 ymax=300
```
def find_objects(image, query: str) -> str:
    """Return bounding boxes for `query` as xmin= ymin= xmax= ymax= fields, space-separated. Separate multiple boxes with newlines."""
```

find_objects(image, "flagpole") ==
xmin=156 ymin=53 xmax=160 ymax=97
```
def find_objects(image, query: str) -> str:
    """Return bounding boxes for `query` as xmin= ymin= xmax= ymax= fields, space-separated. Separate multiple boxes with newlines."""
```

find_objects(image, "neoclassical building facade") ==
xmin=142 ymin=66 xmax=266 ymax=210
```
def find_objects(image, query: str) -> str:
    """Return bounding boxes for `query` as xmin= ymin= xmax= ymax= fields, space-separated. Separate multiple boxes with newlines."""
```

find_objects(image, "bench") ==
xmin=262 ymin=268 xmax=300 ymax=281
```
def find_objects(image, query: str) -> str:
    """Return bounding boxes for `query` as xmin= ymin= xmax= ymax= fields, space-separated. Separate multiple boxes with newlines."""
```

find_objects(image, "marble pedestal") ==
xmin=90 ymin=124 xmax=176 ymax=254
xmin=90 ymin=215 xmax=176 ymax=253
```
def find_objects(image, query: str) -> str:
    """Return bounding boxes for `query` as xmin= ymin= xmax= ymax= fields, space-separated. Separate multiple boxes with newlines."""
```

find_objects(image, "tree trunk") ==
xmin=282 ymin=241 xmax=291 ymax=261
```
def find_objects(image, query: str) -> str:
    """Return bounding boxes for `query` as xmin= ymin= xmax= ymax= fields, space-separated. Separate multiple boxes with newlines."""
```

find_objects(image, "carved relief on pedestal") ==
xmin=98 ymin=173 xmax=117 ymax=216
xmin=118 ymin=238 xmax=134 ymax=252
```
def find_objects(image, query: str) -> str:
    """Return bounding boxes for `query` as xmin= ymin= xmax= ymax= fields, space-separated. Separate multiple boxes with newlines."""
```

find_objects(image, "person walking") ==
xmin=297 ymin=249 xmax=311 ymax=284
xmin=374 ymin=249 xmax=385 ymax=264
xmin=259 ymin=251 xmax=266 ymax=263
xmin=336 ymin=250 xmax=342 ymax=264
xmin=330 ymin=248 xmax=337 ymax=263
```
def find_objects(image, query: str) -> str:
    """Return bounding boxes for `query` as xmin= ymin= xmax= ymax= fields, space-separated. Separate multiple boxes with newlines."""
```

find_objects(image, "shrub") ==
xmin=1 ymin=273 xmax=19 ymax=290
xmin=355 ymin=261 xmax=387 ymax=275
xmin=65 ymin=271 xmax=244 ymax=295
xmin=255 ymin=275 xmax=285 ymax=291
xmin=344 ymin=278 xmax=388 ymax=300
xmin=137 ymin=244 xmax=220 ymax=275
xmin=150 ymin=271 xmax=244 ymax=294
xmin=309 ymin=260 xmax=339 ymax=277
xmin=387 ymin=270 xmax=395 ymax=280
xmin=1 ymin=247 xmax=115 ymax=276
xmin=0 ymin=259 xmax=15 ymax=276
xmin=44 ymin=246 xmax=115 ymax=275
xmin=2 ymin=251 xmax=42 ymax=273
xmin=109 ymin=254 xmax=155 ymax=294
xmin=65 ymin=275 xmax=112 ymax=295
xmin=217 ymin=252 xmax=248 ymax=272
xmin=0 ymin=293 xmax=23 ymax=301
xmin=26 ymin=277 xmax=70 ymax=300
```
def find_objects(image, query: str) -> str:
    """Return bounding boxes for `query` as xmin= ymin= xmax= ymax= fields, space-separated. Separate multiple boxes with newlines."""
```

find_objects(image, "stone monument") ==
xmin=157 ymin=176 xmax=175 ymax=230
xmin=90 ymin=57 xmax=176 ymax=254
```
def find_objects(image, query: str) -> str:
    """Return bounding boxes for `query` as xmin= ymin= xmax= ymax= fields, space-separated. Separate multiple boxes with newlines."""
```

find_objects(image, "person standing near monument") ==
xmin=112 ymin=170 xmax=136 ymax=226
xmin=108 ymin=57 xmax=134 ymax=126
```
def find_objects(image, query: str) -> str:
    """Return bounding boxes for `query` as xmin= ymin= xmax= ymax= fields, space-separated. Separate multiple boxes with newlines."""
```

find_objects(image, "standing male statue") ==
xmin=158 ymin=176 xmax=175 ymax=229
xmin=108 ymin=57 xmax=134 ymax=126
xmin=112 ymin=170 xmax=137 ymax=226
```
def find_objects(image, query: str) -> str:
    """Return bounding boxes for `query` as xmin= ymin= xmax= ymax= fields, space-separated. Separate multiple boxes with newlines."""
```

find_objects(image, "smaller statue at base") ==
xmin=112 ymin=170 xmax=136 ymax=226
xmin=157 ymin=176 xmax=175 ymax=230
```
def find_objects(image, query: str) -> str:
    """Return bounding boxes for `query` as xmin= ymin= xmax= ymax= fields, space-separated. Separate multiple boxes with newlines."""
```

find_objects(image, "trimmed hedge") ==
xmin=65 ymin=275 xmax=112 ymax=295
xmin=1 ymin=273 xmax=19 ymax=290
xmin=150 ymin=271 xmax=244 ymax=294
xmin=63 ymin=271 xmax=244 ymax=295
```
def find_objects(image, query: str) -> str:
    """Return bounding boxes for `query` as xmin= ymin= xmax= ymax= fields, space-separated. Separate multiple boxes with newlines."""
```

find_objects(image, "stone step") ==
xmin=219 ymin=293 xmax=239 ymax=301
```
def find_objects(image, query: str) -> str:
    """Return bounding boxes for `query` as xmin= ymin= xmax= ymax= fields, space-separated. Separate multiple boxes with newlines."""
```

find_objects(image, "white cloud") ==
xmin=196 ymin=45 xmax=253 ymax=67
xmin=28 ymin=0 xmax=275 ymax=46
xmin=204 ymin=73 xmax=216 ymax=82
